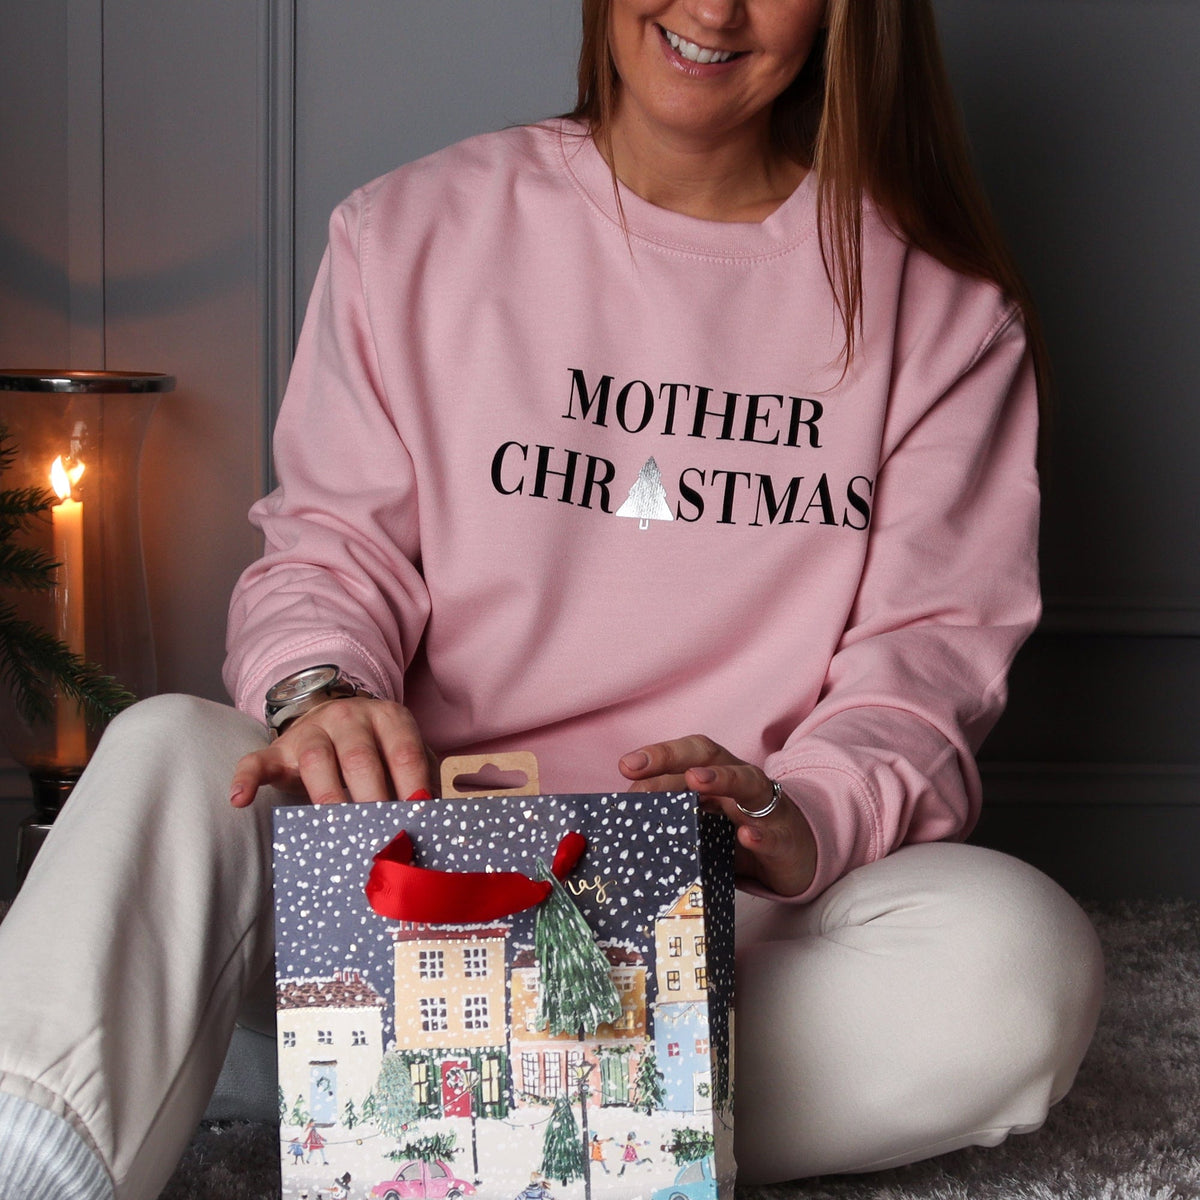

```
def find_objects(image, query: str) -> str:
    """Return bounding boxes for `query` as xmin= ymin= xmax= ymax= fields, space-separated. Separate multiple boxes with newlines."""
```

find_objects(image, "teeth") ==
xmin=663 ymin=28 xmax=737 ymax=64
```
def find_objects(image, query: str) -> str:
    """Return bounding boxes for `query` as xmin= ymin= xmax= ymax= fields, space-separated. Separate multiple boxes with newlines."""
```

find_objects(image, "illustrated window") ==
xmin=668 ymin=935 xmax=682 ymax=956
xmin=282 ymin=1031 xmax=296 ymax=1048
xmin=667 ymin=970 xmax=681 ymax=990
xmin=688 ymin=890 xmax=703 ymax=908
xmin=316 ymin=1029 xmax=332 ymax=1045
xmin=481 ymin=1056 xmax=502 ymax=1105
xmin=695 ymin=966 xmax=708 ymax=990
xmin=566 ymin=1049 xmax=585 ymax=1083
xmin=418 ymin=949 xmax=445 ymax=979
xmin=521 ymin=1053 xmax=539 ymax=1096
xmin=544 ymin=1051 xmax=563 ymax=1097
xmin=419 ymin=997 xmax=449 ymax=1032
xmin=352 ymin=1029 xmax=367 ymax=1047
xmin=411 ymin=1060 xmax=430 ymax=1105
xmin=463 ymin=995 xmax=490 ymax=1030
xmin=463 ymin=947 xmax=489 ymax=977
xmin=694 ymin=936 xmax=706 ymax=957
xmin=695 ymin=1037 xmax=710 ymax=1055
xmin=668 ymin=1042 xmax=681 ymax=1057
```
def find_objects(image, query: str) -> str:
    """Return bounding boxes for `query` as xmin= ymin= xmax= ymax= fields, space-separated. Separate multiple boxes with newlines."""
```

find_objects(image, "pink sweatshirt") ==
xmin=225 ymin=121 xmax=1040 ymax=901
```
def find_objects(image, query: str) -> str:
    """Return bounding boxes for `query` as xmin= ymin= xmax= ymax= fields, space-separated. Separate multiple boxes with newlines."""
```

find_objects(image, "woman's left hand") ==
xmin=619 ymin=735 xmax=817 ymax=898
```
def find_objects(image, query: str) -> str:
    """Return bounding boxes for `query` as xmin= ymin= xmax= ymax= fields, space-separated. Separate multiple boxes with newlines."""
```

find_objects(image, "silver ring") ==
xmin=736 ymin=779 xmax=781 ymax=819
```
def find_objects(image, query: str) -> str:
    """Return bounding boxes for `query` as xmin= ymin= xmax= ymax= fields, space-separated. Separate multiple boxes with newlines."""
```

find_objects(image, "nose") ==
xmin=681 ymin=0 xmax=747 ymax=30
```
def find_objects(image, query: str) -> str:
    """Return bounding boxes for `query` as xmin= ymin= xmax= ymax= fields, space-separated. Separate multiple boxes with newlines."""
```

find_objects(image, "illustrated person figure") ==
xmin=302 ymin=1121 xmax=328 ymax=1166
xmin=329 ymin=1171 xmax=352 ymax=1199
xmin=287 ymin=1137 xmax=306 ymax=1167
xmin=590 ymin=1134 xmax=613 ymax=1174
xmin=618 ymin=1134 xmax=652 ymax=1174
xmin=515 ymin=1171 xmax=554 ymax=1200
xmin=0 ymin=3 xmax=1105 ymax=1199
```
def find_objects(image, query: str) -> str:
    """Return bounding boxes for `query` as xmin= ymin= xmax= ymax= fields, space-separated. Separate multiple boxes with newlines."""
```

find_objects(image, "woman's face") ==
xmin=607 ymin=0 xmax=827 ymax=152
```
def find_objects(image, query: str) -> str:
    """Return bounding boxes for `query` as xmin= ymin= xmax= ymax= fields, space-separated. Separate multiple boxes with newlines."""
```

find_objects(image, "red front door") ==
xmin=440 ymin=1060 xmax=472 ymax=1118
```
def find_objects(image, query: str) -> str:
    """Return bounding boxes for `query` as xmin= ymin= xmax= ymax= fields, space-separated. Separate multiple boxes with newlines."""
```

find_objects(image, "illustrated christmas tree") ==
xmin=392 ymin=1132 xmax=459 ymax=1165
xmin=534 ymin=861 xmax=621 ymax=1200
xmin=372 ymin=1051 xmax=420 ymax=1145
xmin=664 ymin=1127 xmax=716 ymax=1167
xmin=541 ymin=1094 xmax=585 ymax=1185
xmin=615 ymin=456 xmax=674 ymax=530
xmin=534 ymin=862 xmax=623 ymax=1036
xmin=288 ymin=1094 xmax=309 ymax=1127
xmin=632 ymin=1047 xmax=666 ymax=1115
xmin=342 ymin=1098 xmax=358 ymax=1129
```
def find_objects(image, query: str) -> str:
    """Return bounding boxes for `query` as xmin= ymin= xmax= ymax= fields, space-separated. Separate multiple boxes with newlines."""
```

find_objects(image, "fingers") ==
xmin=229 ymin=746 xmax=301 ymax=808
xmin=619 ymin=736 xmax=817 ymax=898
xmin=690 ymin=767 xmax=817 ymax=897
xmin=228 ymin=698 xmax=435 ymax=807
xmin=619 ymin=734 xmax=737 ymax=784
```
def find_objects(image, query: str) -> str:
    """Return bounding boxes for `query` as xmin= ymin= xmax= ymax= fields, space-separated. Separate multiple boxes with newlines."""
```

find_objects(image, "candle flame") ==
xmin=50 ymin=455 xmax=86 ymax=502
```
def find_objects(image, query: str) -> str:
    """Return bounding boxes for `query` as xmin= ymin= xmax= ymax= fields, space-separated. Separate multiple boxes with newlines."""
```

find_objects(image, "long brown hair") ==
xmin=567 ymin=0 xmax=1049 ymax=394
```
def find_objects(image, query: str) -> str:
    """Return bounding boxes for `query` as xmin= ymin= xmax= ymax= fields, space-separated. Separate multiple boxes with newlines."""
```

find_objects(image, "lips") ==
xmin=658 ymin=24 xmax=746 ymax=66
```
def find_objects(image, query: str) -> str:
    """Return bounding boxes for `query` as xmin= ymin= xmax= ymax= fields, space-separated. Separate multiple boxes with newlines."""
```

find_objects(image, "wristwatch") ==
xmin=264 ymin=664 xmax=375 ymax=738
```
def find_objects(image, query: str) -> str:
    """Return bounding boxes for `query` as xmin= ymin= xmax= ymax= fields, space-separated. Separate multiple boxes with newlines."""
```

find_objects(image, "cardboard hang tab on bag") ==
xmin=272 ymin=753 xmax=737 ymax=1200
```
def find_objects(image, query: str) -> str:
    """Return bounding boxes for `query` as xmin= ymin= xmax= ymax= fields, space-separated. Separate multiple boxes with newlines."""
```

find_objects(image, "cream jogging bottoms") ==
xmin=0 ymin=695 xmax=1104 ymax=1198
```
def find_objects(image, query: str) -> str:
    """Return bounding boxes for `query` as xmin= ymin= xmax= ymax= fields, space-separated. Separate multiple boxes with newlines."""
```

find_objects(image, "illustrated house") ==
xmin=509 ymin=942 xmax=648 ymax=1107
xmin=391 ymin=922 xmax=510 ymax=1118
xmin=276 ymin=968 xmax=385 ymax=1126
xmin=653 ymin=880 xmax=714 ymax=1112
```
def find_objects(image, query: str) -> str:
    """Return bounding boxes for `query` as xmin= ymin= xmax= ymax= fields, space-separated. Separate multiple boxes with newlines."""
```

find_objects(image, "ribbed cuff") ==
xmin=0 ymin=1092 xmax=112 ymax=1200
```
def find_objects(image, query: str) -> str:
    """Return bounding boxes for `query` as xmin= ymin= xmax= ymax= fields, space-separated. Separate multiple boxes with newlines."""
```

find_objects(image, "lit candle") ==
xmin=50 ymin=455 xmax=87 ymax=767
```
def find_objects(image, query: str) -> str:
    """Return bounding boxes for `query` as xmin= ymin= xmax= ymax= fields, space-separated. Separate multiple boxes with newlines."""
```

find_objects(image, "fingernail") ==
xmin=621 ymin=751 xmax=649 ymax=771
xmin=406 ymin=789 xmax=432 ymax=801
xmin=229 ymin=785 xmax=245 ymax=806
xmin=691 ymin=767 xmax=717 ymax=784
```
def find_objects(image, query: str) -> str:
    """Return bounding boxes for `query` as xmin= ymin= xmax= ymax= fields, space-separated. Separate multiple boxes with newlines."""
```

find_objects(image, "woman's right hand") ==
xmin=228 ymin=697 xmax=437 ymax=807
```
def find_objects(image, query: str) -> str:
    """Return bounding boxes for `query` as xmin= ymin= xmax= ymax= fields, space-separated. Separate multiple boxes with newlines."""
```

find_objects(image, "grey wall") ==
xmin=933 ymin=1 xmax=1200 ymax=897
xmin=0 ymin=0 xmax=1197 ymax=898
xmin=293 ymin=1 xmax=580 ymax=319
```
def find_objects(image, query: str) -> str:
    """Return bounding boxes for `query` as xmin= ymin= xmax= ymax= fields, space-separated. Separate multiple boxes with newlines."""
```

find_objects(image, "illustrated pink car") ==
xmin=371 ymin=1160 xmax=477 ymax=1200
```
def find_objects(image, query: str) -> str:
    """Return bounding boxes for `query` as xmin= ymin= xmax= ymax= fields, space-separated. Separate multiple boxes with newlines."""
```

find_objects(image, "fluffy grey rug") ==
xmin=158 ymin=900 xmax=1200 ymax=1200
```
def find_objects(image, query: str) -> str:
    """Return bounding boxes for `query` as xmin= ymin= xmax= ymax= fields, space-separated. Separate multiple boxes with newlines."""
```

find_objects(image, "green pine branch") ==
xmin=0 ymin=542 xmax=62 ymax=591
xmin=0 ymin=485 xmax=56 ymax=539
xmin=0 ymin=599 xmax=136 ymax=727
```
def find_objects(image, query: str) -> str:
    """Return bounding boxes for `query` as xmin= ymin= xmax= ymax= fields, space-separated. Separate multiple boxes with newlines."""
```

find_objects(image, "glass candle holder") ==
xmin=0 ymin=369 xmax=172 ymax=825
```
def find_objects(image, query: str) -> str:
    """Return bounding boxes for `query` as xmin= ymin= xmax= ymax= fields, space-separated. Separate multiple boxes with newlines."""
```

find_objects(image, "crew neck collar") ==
xmin=554 ymin=118 xmax=817 ymax=262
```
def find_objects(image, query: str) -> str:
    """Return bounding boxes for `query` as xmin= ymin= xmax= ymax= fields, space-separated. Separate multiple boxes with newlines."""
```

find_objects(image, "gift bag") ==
xmin=272 ymin=754 xmax=736 ymax=1200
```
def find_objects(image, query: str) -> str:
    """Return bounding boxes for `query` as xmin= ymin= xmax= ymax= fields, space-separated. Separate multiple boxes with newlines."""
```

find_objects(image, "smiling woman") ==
xmin=0 ymin=3 xmax=1100 ymax=1199
xmin=600 ymin=0 xmax=826 ymax=218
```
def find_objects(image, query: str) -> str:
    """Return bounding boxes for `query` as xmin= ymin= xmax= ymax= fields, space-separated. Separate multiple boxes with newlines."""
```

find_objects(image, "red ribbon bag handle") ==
xmin=365 ymin=828 xmax=586 ymax=923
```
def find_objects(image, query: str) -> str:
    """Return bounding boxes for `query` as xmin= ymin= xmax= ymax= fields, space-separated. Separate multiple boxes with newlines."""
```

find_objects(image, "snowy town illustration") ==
xmin=272 ymin=793 xmax=735 ymax=1200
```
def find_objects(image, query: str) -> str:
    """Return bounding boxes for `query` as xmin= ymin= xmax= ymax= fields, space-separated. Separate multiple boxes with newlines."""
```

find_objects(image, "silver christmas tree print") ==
xmin=616 ymin=456 xmax=674 ymax=530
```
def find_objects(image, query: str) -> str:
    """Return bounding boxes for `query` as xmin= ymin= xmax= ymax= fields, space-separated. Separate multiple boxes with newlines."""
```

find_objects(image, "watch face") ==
xmin=267 ymin=665 xmax=339 ymax=705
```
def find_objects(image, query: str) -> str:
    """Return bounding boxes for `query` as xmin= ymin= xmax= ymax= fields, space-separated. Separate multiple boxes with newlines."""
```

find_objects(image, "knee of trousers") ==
xmin=827 ymin=844 xmax=1106 ymax=1122
xmin=732 ymin=843 xmax=1105 ymax=1179
xmin=26 ymin=693 xmax=276 ymax=910
xmin=908 ymin=844 xmax=1105 ymax=1116
xmin=54 ymin=694 xmax=267 ymax=820
xmin=102 ymin=692 xmax=268 ymax=766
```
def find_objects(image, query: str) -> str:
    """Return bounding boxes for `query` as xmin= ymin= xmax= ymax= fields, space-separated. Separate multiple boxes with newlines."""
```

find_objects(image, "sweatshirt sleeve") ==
xmin=760 ymin=303 xmax=1041 ymax=901
xmin=223 ymin=193 xmax=430 ymax=721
